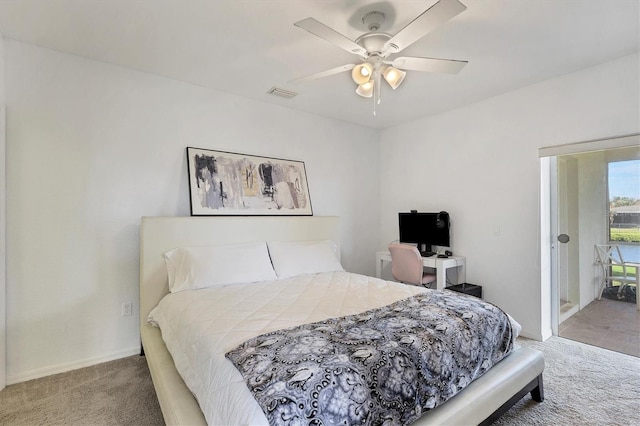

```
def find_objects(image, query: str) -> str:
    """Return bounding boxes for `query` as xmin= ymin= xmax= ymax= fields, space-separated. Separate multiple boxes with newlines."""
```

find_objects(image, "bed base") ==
xmin=142 ymin=321 xmax=544 ymax=426
xmin=479 ymin=374 xmax=544 ymax=426
xmin=142 ymin=325 xmax=206 ymax=426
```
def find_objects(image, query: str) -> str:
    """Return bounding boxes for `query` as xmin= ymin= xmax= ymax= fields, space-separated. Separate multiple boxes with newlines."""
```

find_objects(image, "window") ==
xmin=608 ymin=159 xmax=640 ymax=249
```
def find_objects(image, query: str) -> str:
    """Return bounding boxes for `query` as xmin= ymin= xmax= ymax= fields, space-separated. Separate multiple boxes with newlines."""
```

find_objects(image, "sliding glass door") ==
xmin=541 ymin=134 xmax=640 ymax=340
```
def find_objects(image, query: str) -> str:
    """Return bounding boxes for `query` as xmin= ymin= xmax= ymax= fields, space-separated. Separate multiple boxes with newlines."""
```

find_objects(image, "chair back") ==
xmin=388 ymin=243 xmax=424 ymax=285
xmin=595 ymin=244 xmax=629 ymax=279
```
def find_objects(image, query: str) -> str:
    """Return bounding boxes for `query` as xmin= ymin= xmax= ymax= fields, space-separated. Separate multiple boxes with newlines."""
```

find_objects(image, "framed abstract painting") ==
xmin=186 ymin=147 xmax=313 ymax=216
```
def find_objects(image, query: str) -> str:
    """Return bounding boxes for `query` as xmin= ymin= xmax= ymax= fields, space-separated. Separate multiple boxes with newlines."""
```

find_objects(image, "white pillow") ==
xmin=164 ymin=242 xmax=277 ymax=293
xmin=267 ymin=240 xmax=344 ymax=279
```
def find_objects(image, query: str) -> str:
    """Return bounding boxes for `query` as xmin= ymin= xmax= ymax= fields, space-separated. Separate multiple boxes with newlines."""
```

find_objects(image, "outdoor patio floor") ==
xmin=559 ymin=296 xmax=640 ymax=357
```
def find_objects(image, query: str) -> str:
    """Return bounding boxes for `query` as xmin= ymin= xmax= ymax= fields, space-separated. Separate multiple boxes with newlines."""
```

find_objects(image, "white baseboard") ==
xmin=519 ymin=326 xmax=553 ymax=342
xmin=6 ymin=346 xmax=141 ymax=385
xmin=559 ymin=303 xmax=580 ymax=324
xmin=540 ymin=327 xmax=553 ymax=341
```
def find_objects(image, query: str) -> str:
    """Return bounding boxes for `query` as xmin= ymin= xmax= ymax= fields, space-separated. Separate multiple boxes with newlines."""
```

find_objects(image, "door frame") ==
xmin=548 ymin=156 xmax=560 ymax=336
xmin=540 ymin=133 xmax=640 ymax=337
xmin=0 ymin=105 xmax=5 ymax=391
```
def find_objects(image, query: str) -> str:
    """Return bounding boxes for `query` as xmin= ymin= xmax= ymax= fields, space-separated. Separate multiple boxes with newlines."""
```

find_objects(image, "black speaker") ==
xmin=448 ymin=283 xmax=482 ymax=299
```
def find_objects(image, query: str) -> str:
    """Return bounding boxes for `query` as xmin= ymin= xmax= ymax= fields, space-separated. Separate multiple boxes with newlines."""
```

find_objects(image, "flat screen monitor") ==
xmin=398 ymin=211 xmax=450 ymax=254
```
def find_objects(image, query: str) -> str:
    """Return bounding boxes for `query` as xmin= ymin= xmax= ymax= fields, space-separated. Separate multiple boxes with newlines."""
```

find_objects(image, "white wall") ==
xmin=379 ymin=53 xmax=640 ymax=340
xmin=3 ymin=40 xmax=380 ymax=383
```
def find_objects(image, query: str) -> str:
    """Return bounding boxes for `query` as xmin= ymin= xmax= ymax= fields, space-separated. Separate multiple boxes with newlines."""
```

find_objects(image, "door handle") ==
xmin=557 ymin=234 xmax=570 ymax=244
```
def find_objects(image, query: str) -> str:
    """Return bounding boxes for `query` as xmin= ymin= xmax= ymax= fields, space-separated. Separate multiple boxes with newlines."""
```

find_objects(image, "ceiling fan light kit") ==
xmin=292 ymin=0 xmax=468 ymax=114
xmin=352 ymin=56 xmax=406 ymax=94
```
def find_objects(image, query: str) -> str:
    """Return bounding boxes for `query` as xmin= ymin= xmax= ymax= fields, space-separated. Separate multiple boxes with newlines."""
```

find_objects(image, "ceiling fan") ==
xmin=291 ymin=0 xmax=468 ymax=114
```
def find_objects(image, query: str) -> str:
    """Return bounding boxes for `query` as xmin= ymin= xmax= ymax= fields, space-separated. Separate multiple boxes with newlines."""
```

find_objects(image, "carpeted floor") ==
xmin=0 ymin=356 xmax=163 ymax=426
xmin=1 ymin=336 xmax=638 ymax=425
xmin=494 ymin=337 xmax=640 ymax=426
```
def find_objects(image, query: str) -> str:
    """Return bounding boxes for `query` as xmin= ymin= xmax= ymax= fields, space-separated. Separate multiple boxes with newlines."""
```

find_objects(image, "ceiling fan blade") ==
xmin=389 ymin=56 xmax=467 ymax=74
xmin=294 ymin=18 xmax=367 ymax=57
xmin=289 ymin=64 xmax=356 ymax=83
xmin=384 ymin=0 xmax=466 ymax=54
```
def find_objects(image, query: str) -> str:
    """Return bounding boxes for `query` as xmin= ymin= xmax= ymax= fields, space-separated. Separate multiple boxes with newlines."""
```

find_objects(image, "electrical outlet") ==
xmin=122 ymin=302 xmax=132 ymax=317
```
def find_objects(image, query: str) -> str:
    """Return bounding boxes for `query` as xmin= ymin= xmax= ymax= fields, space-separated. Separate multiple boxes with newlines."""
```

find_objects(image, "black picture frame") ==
xmin=186 ymin=147 xmax=313 ymax=216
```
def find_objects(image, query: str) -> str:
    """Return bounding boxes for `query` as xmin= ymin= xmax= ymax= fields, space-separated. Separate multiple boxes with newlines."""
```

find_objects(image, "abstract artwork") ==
xmin=186 ymin=147 xmax=313 ymax=216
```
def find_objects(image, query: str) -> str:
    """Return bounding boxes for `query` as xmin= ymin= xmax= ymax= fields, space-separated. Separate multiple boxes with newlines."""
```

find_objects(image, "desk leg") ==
xmin=436 ymin=265 xmax=446 ymax=290
xmin=376 ymin=257 xmax=383 ymax=278
xmin=459 ymin=264 xmax=466 ymax=285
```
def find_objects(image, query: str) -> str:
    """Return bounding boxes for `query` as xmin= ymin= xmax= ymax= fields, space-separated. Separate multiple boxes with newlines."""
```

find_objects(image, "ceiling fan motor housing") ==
xmin=355 ymin=32 xmax=392 ymax=56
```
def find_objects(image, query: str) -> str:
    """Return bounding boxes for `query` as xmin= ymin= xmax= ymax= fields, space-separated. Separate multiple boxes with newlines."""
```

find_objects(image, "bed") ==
xmin=140 ymin=216 xmax=544 ymax=425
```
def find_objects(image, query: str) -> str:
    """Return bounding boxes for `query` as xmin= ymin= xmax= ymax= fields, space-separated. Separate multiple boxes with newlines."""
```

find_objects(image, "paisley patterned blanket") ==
xmin=226 ymin=290 xmax=513 ymax=425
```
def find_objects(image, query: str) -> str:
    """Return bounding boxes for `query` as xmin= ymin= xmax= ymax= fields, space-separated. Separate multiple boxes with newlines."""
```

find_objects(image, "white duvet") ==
xmin=148 ymin=271 xmax=520 ymax=425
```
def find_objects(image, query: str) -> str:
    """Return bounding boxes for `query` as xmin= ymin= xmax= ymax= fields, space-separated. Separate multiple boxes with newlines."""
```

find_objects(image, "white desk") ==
xmin=376 ymin=251 xmax=466 ymax=291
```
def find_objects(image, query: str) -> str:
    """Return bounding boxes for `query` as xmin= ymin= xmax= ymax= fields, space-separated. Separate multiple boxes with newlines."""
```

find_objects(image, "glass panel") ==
xmin=608 ymin=159 xmax=640 ymax=263
xmin=552 ymin=147 xmax=639 ymax=355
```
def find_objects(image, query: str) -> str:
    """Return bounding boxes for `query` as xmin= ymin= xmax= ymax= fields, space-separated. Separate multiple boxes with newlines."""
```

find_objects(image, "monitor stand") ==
xmin=419 ymin=243 xmax=435 ymax=257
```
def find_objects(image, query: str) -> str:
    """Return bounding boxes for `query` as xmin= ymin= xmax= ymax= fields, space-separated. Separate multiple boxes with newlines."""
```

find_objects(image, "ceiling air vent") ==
xmin=267 ymin=87 xmax=297 ymax=99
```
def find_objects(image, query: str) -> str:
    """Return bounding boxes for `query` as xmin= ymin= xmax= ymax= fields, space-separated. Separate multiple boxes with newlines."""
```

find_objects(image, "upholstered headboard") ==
xmin=139 ymin=216 xmax=340 ymax=326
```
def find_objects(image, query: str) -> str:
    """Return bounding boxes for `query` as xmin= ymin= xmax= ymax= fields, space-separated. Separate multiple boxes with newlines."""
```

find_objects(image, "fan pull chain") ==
xmin=372 ymin=74 xmax=376 ymax=116
xmin=373 ymin=71 xmax=382 ymax=116
xmin=373 ymin=81 xmax=377 ymax=116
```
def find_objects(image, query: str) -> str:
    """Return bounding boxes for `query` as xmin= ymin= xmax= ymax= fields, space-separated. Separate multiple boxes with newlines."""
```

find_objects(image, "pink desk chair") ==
xmin=388 ymin=242 xmax=436 ymax=288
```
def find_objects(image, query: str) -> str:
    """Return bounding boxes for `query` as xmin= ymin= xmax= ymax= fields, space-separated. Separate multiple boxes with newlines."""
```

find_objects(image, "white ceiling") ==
xmin=0 ymin=0 xmax=638 ymax=129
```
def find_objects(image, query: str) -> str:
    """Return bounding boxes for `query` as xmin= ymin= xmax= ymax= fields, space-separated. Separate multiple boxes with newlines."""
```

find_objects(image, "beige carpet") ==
xmin=495 ymin=336 xmax=640 ymax=426
xmin=1 ymin=336 xmax=638 ymax=425
xmin=0 ymin=355 xmax=163 ymax=426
